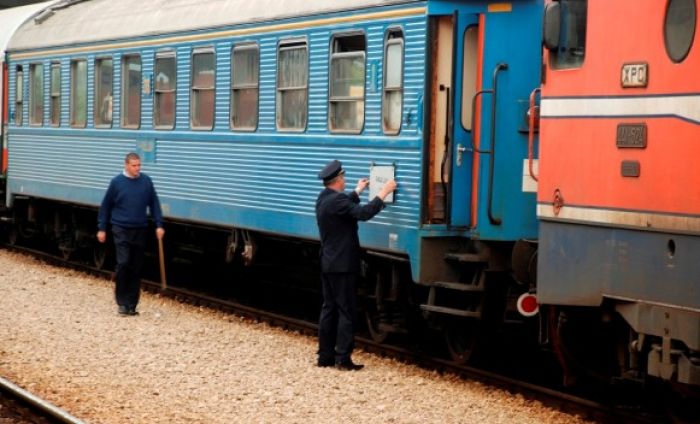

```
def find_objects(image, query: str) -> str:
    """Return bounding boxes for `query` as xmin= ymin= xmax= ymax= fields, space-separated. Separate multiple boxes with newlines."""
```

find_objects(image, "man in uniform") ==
xmin=97 ymin=152 xmax=165 ymax=316
xmin=315 ymin=159 xmax=397 ymax=370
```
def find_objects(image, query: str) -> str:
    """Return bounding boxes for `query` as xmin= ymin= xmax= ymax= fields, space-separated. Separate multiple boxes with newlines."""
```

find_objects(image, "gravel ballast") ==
xmin=0 ymin=250 xmax=593 ymax=423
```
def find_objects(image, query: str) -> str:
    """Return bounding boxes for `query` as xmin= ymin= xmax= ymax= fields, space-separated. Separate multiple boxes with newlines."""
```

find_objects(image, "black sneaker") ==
xmin=128 ymin=308 xmax=139 ymax=316
xmin=335 ymin=360 xmax=364 ymax=371
xmin=118 ymin=305 xmax=129 ymax=315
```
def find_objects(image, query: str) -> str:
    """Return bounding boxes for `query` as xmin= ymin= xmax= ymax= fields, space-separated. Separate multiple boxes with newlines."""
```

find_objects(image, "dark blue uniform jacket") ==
xmin=316 ymin=188 xmax=384 ymax=274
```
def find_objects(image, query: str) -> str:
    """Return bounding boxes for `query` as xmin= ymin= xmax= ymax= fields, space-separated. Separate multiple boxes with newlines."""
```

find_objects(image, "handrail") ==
xmin=486 ymin=63 xmax=508 ymax=225
xmin=527 ymin=87 xmax=541 ymax=182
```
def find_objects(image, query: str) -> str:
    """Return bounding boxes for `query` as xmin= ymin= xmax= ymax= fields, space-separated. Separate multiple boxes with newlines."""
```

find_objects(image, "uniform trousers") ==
xmin=112 ymin=225 xmax=147 ymax=309
xmin=318 ymin=272 xmax=358 ymax=364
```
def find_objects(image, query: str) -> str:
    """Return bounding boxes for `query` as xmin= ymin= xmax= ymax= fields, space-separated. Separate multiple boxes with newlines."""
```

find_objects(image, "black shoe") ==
xmin=317 ymin=359 xmax=335 ymax=368
xmin=118 ymin=305 xmax=129 ymax=315
xmin=128 ymin=308 xmax=139 ymax=316
xmin=335 ymin=360 xmax=364 ymax=371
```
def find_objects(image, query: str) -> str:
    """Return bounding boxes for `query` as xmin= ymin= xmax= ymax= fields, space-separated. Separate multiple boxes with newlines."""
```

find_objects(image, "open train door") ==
xmin=426 ymin=11 xmax=480 ymax=228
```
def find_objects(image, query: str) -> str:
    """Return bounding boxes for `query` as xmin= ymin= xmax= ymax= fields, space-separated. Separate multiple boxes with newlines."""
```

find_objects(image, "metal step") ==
xmin=444 ymin=252 xmax=488 ymax=263
xmin=419 ymin=304 xmax=482 ymax=318
xmin=427 ymin=280 xmax=484 ymax=292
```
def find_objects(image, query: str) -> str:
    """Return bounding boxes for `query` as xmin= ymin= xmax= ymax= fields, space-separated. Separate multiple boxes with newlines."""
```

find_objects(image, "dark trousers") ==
xmin=318 ymin=273 xmax=357 ymax=363
xmin=112 ymin=226 xmax=147 ymax=309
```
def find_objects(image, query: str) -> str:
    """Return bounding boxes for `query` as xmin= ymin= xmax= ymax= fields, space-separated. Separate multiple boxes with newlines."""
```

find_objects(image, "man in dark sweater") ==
xmin=97 ymin=152 xmax=164 ymax=316
xmin=315 ymin=159 xmax=396 ymax=370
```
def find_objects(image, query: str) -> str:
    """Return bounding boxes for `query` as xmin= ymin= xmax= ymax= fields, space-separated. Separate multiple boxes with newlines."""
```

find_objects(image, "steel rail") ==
xmin=0 ymin=375 xmax=86 ymax=424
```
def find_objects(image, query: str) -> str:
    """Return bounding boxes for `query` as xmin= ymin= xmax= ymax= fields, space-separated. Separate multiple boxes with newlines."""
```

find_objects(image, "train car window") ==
xmin=49 ymin=63 xmax=61 ymax=127
xmin=94 ymin=58 xmax=113 ymax=128
xmin=14 ymin=66 xmax=23 ymax=126
xmin=546 ymin=0 xmax=587 ymax=69
xmin=665 ymin=0 xmax=696 ymax=63
xmin=383 ymin=29 xmax=404 ymax=135
xmin=329 ymin=33 xmax=366 ymax=133
xmin=70 ymin=60 xmax=87 ymax=128
xmin=276 ymin=40 xmax=308 ymax=131
xmin=191 ymin=49 xmax=215 ymax=130
xmin=461 ymin=26 xmax=478 ymax=131
xmin=121 ymin=55 xmax=141 ymax=129
xmin=29 ymin=64 xmax=43 ymax=126
xmin=231 ymin=44 xmax=259 ymax=131
xmin=154 ymin=51 xmax=176 ymax=130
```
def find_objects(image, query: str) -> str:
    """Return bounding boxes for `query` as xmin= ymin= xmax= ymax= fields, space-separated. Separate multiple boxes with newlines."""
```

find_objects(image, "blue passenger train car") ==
xmin=4 ymin=0 xmax=543 ymax=360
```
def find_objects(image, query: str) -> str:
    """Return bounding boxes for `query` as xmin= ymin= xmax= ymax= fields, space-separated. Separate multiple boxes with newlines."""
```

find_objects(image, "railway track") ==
xmin=0 ymin=374 xmax=85 ymax=424
xmin=4 ymin=244 xmax=669 ymax=423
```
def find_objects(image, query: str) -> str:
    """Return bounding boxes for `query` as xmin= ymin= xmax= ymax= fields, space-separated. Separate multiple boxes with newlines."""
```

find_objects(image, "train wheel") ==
xmin=445 ymin=319 xmax=481 ymax=364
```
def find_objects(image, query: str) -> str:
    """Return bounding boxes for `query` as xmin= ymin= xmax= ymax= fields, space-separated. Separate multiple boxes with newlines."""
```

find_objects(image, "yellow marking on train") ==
xmin=488 ymin=3 xmax=512 ymax=13
xmin=11 ymin=7 xmax=427 ymax=60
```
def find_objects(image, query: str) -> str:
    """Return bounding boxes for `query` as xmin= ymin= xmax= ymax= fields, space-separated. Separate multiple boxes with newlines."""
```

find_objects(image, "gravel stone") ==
xmin=0 ymin=250 xmax=594 ymax=423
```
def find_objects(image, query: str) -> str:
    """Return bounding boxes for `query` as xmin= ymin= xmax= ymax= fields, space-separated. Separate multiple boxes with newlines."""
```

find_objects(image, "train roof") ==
xmin=8 ymin=0 xmax=419 ymax=52
xmin=0 ymin=0 xmax=56 ymax=58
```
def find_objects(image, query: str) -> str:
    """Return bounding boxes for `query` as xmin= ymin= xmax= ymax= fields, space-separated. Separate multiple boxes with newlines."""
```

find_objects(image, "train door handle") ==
xmin=456 ymin=143 xmax=467 ymax=167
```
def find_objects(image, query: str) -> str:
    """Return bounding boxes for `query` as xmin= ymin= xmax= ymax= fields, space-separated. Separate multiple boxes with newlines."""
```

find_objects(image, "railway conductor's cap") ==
xmin=318 ymin=159 xmax=345 ymax=183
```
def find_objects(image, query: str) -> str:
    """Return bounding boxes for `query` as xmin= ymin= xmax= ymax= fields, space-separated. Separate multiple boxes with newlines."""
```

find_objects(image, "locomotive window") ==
xmin=461 ymin=26 xmax=478 ymax=131
xmin=94 ymin=58 xmax=113 ymax=128
xmin=70 ymin=59 xmax=87 ymax=128
xmin=28 ymin=64 xmax=43 ymax=126
xmin=276 ymin=40 xmax=308 ymax=131
xmin=49 ymin=63 xmax=61 ymax=127
xmin=665 ymin=0 xmax=696 ymax=63
xmin=121 ymin=55 xmax=141 ymax=129
xmin=383 ymin=29 xmax=404 ymax=135
xmin=329 ymin=33 xmax=366 ymax=134
xmin=548 ymin=0 xmax=587 ymax=70
xmin=154 ymin=51 xmax=176 ymax=130
xmin=191 ymin=49 xmax=215 ymax=130
xmin=231 ymin=44 xmax=259 ymax=131
xmin=15 ymin=66 xmax=23 ymax=126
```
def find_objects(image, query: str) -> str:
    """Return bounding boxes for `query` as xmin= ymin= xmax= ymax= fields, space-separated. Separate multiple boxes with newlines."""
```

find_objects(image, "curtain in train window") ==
xmin=276 ymin=41 xmax=307 ymax=130
xmin=70 ymin=60 xmax=87 ymax=128
xmin=121 ymin=55 xmax=141 ymax=128
xmin=383 ymin=30 xmax=404 ymax=135
xmin=550 ymin=0 xmax=587 ymax=69
xmin=154 ymin=52 xmax=176 ymax=129
xmin=329 ymin=34 xmax=366 ymax=133
xmin=15 ymin=66 xmax=23 ymax=126
xmin=50 ymin=63 xmax=61 ymax=126
xmin=191 ymin=50 xmax=215 ymax=130
xmin=231 ymin=44 xmax=259 ymax=130
xmin=95 ymin=58 xmax=113 ymax=127
xmin=29 ymin=64 xmax=44 ymax=126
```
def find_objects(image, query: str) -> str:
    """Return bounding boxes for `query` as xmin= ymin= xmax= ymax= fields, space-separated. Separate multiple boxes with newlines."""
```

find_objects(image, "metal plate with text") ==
xmin=616 ymin=123 xmax=647 ymax=148
xmin=621 ymin=63 xmax=648 ymax=88
xmin=621 ymin=160 xmax=640 ymax=178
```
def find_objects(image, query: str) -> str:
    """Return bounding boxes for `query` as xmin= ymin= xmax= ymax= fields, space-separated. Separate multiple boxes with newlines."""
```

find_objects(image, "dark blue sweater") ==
xmin=97 ymin=173 xmax=163 ymax=231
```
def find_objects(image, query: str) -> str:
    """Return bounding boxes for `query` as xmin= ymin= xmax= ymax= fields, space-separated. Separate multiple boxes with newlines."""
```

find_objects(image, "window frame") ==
xmin=154 ymin=50 xmax=177 ymax=130
xmin=276 ymin=38 xmax=309 ymax=132
xmin=69 ymin=59 xmax=87 ymax=128
xmin=49 ymin=62 xmax=61 ymax=127
xmin=14 ymin=65 xmax=23 ymax=126
xmin=190 ymin=47 xmax=216 ymax=131
xmin=230 ymin=42 xmax=260 ymax=132
xmin=29 ymin=63 xmax=44 ymax=126
xmin=121 ymin=54 xmax=142 ymax=129
xmin=94 ymin=56 xmax=114 ymax=129
xmin=328 ymin=32 xmax=367 ymax=135
xmin=382 ymin=28 xmax=405 ymax=135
